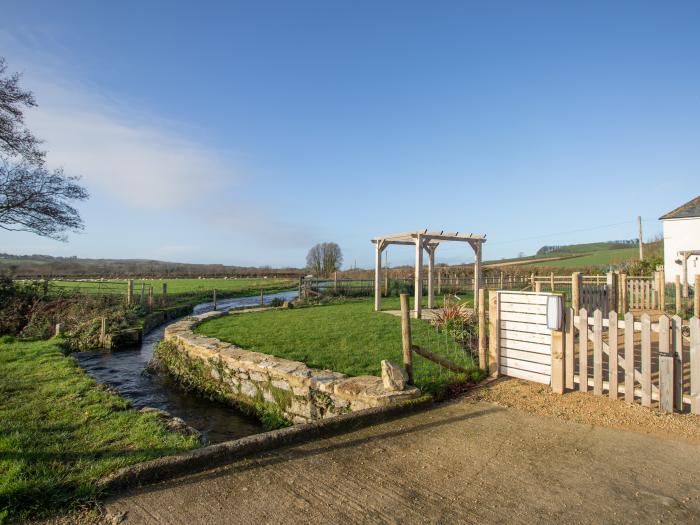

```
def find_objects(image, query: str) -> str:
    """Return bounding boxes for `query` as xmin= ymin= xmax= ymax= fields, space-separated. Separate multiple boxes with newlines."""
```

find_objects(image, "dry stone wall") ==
xmin=163 ymin=311 xmax=421 ymax=424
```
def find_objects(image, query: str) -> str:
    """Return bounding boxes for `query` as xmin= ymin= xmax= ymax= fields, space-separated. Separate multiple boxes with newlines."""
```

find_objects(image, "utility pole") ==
xmin=638 ymin=215 xmax=644 ymax=261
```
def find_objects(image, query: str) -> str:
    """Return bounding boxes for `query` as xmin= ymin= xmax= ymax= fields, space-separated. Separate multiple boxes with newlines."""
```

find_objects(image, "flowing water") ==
xmin=75 ymin=290 xmax=298 ymax=443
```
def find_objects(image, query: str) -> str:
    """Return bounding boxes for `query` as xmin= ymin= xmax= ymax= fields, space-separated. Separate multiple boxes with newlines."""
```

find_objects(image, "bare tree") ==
xmin=0 ymin=56 xmax=88 ymax=240
xmin=0 ymin=58 xmax=44 ymax=165
xmin=0 ymin=161 xmax=88 ymax=240
xmin=306 ymin=242 xmax=343 ymax=276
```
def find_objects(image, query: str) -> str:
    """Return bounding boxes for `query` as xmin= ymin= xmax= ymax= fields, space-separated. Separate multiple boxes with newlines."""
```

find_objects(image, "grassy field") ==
xmin=531 ymin=247 xmax=639 ymax=268
xmin=49 ymin=277 xmax=296 ymax=296
xmin=195 ymin=298 xmax=483 ymax=397
xmin=0 ymin=338 xmax=199 ymax=521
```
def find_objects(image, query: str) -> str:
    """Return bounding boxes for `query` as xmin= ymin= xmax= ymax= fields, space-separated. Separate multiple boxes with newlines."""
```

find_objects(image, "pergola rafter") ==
xmin=371 ymin=229 xmax=487 ymax=318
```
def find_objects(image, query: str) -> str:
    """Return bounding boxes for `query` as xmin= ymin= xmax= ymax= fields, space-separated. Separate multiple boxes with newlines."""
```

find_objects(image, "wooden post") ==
xmin=530 ymin=273 xmax=535 ymax=290
xmin=478 ymin=288 xmax=486 ymax=369
xmin=499 ymin=272 xmax=504 ymax=290
xmin=213 ymin=289 xmax=217 ymax=310
xmin=672 ymin=315 xmax=684 ymax=410
xmin=414 ymin=236 xmax=423 ymax=319
xmin=579 ymin=308 xmax=588 ymax=392
xmin=127 ymin=279 xmax=134 ymax=305
xmin=100 ymin=317 xmax=107 ymax=346
xmin=658 ymin=315 xmax=673 ymax=413
xmin=682 ymin=253 xmax=689 ymax=298
xmin=675 ymin=275 xmax=682 ymax=315
xmin=400 ymin=294 xmax=413 ymax=384
xmin=641 ymin=313 xmax=652 ymax=407
xmin=593 ymin=309 xmax=603 ymax=395
xmin=624 ymin=312 xmax=635 ymax=404
xmin=691 ymin=317 xmax=700 ymax=414
xmin=695 ymin=275 xmax=700 ymax=318
xmin=148 ymin=286 xmax=154 ymax=309
xmin=427 ymin=246 xmax=435 ymax=310
xmin=551 ymin=329 xmax=565 ymax=395
xmin=534 ymin=281 xmax=542 ymax=293
xmin=140 ymin=282 xmax=145 ymax=305
xmin=488 ymin=292 xmax=500 ymax=377
xmin=550 ymin=272 xmax=555 ymax=292
xmin=565 ymin=308 xmax=574 ymax=389
xmin=638 ymin=215 xmax=644 ymax=261
xmin=334 ymin=271 xmax=338 ymax=292
xmin=606 ymin=272 xmax=618 ymax=315
xmin=54 ymin=323 xmax=63 ymax=337
xmin=162 ymin=282 xmax=168 ymax=298
xmin=473 ymin=242 xmax=482 ymax=313
xmin=620 ymin=273 xmax=628 ymax=313
xmin=260 ymin=289 xmax=264 ymax=306
xmin=608 ymin=310 xmax=618 ymax=399
xmin=657 ymin=271 xmax=666 ymax=312
xmin=374 ymin=241 xmax=383 ymax=312
xmin=571 ymin=272 xmax=581 ymax=312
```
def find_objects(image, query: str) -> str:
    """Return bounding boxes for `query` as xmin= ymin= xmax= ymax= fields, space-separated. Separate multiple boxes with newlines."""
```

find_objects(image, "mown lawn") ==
xmin=195 ymin=299 xmax=483 ymax=397
xmin=0 ymin=338 xmax=199 ymax=521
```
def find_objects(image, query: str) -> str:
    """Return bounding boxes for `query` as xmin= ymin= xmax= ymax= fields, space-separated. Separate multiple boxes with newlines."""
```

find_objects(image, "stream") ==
xmin=75 ymin=290 xmax=298 ymax=444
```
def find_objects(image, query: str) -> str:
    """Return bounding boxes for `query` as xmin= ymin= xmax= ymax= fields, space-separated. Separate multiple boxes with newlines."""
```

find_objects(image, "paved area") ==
xmin=105 ymin=398 xmax=700 ymax=524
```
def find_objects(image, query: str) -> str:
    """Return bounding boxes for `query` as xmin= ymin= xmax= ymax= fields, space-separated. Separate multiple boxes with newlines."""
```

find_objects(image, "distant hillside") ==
xmin=0 ymin=253 xmax=303 ymax=278
xmin=536 ymin=240 xmax=638 ymax=256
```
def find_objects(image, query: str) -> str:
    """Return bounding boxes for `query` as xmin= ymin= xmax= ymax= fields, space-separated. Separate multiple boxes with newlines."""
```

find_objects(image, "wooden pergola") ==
xmin=371 ymin=230 xmax=486 ymax=319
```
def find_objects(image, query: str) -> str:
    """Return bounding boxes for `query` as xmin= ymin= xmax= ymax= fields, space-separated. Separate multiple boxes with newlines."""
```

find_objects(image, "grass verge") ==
xmin=0 ymin=338 xmax=199 ymax=522
xmin=195 ymin=299 xmax=484 ymax=397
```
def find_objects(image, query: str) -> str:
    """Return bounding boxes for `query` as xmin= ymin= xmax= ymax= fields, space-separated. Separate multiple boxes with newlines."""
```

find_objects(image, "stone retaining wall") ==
xmin=162 ymin=311 xmax=421 ymax=424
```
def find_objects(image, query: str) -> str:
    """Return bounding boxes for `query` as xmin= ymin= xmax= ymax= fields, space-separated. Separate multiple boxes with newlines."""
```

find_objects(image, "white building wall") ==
xmin=662 ymin=217 xmax=700 ymax=283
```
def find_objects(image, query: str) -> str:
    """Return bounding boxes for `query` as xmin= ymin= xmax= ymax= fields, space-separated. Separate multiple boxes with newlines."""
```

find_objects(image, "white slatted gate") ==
xmin=498 ymin=291 xmax=556 ymax=384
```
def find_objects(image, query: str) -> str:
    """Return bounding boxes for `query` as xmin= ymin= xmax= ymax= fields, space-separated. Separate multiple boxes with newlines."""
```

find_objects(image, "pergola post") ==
xmin=473 ymin=242 xmax=482 ymax=312
xmin=374 ymin=240 xmax=385 ymax=311
xmin=427 ymin=245 xmax=436 ymax=309
xmin=414 ymin=234 xmax=423 ymax=319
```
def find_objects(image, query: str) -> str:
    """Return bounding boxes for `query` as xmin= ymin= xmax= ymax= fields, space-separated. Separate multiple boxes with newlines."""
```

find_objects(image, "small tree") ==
xmin=306 ymin=242 xmax=343 ymax=277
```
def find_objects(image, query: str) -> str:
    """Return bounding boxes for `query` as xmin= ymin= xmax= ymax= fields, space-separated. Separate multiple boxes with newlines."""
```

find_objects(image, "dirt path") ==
xmin=104 ymin=395 xmax=700 ymax=524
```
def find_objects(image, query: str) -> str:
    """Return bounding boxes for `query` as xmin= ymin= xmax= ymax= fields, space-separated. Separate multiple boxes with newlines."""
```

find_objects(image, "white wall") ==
xmin=663 ymin=217 xmax=700 ymax=283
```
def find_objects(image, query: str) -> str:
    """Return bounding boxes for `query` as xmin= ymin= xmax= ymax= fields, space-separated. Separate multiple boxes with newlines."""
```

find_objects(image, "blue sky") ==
xmin=1 ymin=1 xmax=698 ymax=268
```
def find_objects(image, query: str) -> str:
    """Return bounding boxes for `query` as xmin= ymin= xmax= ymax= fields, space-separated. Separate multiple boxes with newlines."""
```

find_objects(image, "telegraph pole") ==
xmin=638 ymin=215 xmax=644 ymax=261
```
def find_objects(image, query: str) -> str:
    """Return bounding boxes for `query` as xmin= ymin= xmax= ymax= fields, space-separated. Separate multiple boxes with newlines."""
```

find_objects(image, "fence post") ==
xmin=608 ymin=310 xmax=618 ymax=399
xmin=54 ymin=323 xmax=63 ymax=337
xmin=624 ymin=312 xmax=635 ymax=403
xmin=535 ymin=281 xmax=542 ymax=293
xmin=672 ymin=315 xmax=683 ymax=411
xmin=551 ymin=328 xmax=565 ymax=394
xmin=565 ymin=308 xmax=574 ymax=390
xmin=620 ymin=273 xmax=628 ymax=313
xmin=530 ymin=273 xmax=535 ymax=290
xmin=140 ymin=282 xmax=145 ymax=305
xmin=695 ymin=275 xmax=700 ymax=319
xmin=488 ymin=291 xmax=500 ymax=377
xmin=606 ymin=272 xmax=618 ymax=315
xmin=478 ymin=288 xmax=486 ymax=370
xmin=127 ymin=279 xmax=134 ymax=305
xmin=641 ymin=313 xmax=652 ymax=407
xmin=675 ymin=275 xmax=682 ymax=315
xmin=691 ymin=317 xmax=700 ymax=414
xmin=399 ymin=294 xmax=413 ymax=384
xmin=572 ymin=272 xmax=581 ymax=312
xmin=162 ymin=282 xmax=168 ymax=298
xmin=260 ymin=289 xmax=264 ymax=307
xmin=658 ymin=315 xmax=673 ymax=413
xmin=579 ymin=308 xmax=588 ymax=392
xmin=100 ymin=317 xmax=107 ymax=346
xmin=550 ymin=272 xmax=555 ymax=292
xmin=213 ymin=289 xmax=217 ymax=310
xmin=334 ymin=271 xmax=338 ymax=292
xmin=148 ymin=286 xmax=154 ymax=309
xmin=657 ymin=271 xmax=666 ymax=311
xmin=593 ymin=309 xmax=603 ymax=395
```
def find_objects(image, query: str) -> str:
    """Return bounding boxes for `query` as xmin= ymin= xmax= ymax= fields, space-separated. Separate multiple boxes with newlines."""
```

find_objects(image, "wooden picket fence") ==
xmin=564 ymin=308 xmax=700 ymax=413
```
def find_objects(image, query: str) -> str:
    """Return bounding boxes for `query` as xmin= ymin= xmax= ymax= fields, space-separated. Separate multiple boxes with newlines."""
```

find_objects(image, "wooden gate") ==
xmin=581 ymin=284 xmax=608 ymax=316
xmin=494 ymin=291 xmax=557 ymax=384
